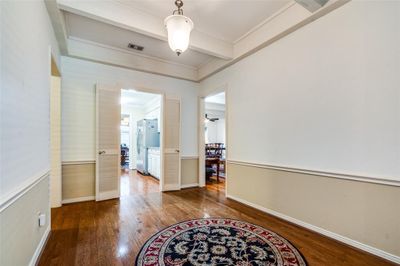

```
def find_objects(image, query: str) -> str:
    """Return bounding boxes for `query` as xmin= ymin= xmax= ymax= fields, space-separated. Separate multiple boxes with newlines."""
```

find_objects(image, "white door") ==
xmin=163 ymin=98 xmax=181 ymax=191
xmin=96 ymin=84 xmax=120 ymax=201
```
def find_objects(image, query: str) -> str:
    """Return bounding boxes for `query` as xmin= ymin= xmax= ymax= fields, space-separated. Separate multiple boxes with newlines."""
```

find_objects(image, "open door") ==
xmin=163 ymin=97 xmax=181 ymax=191
xmin=96 ymin=84 xmax=120 ymax=201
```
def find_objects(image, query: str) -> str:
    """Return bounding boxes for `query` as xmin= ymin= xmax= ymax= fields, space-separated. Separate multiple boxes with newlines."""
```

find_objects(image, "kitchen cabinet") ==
xmin=148 ymin=148 xmax=160 ymax=179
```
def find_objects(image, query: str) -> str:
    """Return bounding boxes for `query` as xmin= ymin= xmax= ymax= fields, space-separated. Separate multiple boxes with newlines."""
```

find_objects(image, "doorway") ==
xmin=120 ymin=89 xmax=163 ymax=195
xmin=200 ymin=91 xmax=226 ymax=192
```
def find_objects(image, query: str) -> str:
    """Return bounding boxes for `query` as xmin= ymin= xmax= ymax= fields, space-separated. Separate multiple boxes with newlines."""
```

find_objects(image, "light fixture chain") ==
xmin=174 ymin=0 xmax=184 ymax=15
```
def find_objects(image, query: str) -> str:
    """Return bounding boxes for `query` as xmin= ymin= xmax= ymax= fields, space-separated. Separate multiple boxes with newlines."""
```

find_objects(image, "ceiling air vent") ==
xmin=128 ymin=43 xmax=144 ymax=51
xmin=295 ymin=0 xmax=329 ymax=12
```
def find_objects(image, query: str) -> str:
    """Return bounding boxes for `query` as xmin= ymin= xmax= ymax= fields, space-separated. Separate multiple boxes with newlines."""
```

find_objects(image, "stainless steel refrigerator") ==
xmin=136 ymin=119 xmax=159 ymax=175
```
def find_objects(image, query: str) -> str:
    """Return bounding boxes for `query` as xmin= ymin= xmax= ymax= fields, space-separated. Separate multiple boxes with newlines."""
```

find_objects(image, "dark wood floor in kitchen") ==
xmin=38 ymin=170 xmax=395 ymax=266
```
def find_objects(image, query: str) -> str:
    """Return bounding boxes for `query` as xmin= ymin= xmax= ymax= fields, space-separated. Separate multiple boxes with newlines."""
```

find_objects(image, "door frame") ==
xmin=199 ymin=84 xmax=228 ymax=196
xmin=121 ymin=85 xmax=167 ymax=192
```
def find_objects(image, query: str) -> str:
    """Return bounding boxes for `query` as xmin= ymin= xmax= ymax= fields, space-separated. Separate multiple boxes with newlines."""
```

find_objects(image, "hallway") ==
xmin=38 ymin=172 xmax=395 ymax=265
xmin=120 ymin=169 xmax=159 ymax=196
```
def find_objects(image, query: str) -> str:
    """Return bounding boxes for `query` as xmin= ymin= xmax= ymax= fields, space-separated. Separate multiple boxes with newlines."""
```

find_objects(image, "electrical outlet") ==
xmin=38 ymin=213 xmax=46 ymax=227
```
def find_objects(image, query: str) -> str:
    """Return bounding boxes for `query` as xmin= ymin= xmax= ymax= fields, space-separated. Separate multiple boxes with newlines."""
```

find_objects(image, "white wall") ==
xmin=144 ymin=96 xmax=161 ymax=132
xmin=0 ymin=0 xmax=60 ymax=264
xmin=201 ymin=1 xmax=400 ymax=182
xmin=205 ymin=119 xmax=225 ymax=144
xmin=205 ymin=109 xmax=225 ymax=144
xmin=61 ymin=56 xmax=199 ymax=163
xmin=1 ymin=0 xmax=60 ymax=198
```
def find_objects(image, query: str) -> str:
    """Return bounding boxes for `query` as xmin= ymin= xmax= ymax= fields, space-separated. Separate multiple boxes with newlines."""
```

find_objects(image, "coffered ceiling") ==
xmin=119 ymin=0 xmax=292 ymax=43
xmin=46 ymin=0 xmax=348 ymax=81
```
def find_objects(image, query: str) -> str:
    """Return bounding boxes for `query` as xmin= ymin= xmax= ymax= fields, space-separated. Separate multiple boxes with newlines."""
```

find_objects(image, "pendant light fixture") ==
xmin=164 ymin=0 xmax=193 ymax=56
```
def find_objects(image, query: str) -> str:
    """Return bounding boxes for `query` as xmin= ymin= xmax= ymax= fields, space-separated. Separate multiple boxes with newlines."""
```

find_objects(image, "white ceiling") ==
xmin=50 ymin=0 xmax=331 ymax=81
xmin=121 ymin=89 xmax=161 ymax=108
xmin=65 ymin=12 xmax=214 ymax=68
xmin=119 ymin=0 xmax=292 ymax=42
xmin=205 ymin=92 xmax=225 ymax=105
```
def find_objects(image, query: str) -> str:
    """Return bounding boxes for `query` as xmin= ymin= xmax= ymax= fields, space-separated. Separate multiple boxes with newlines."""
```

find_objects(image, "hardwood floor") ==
xmin=206 ymin=175 xmax=225 ymax=193
xmin=39 ymin=171 xmax=395 ymax=265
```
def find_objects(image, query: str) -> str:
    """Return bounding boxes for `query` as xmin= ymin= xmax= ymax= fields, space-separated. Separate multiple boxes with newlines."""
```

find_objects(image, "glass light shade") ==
xmin=164 ymin=15 xmax=193 ymax=55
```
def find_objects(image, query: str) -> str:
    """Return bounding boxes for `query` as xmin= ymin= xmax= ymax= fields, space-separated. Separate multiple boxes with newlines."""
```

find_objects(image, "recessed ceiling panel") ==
xmin=65 ymin=12 xmax=214 ymax=68
xmin=119 ymin=0 xmax=292 ymax=42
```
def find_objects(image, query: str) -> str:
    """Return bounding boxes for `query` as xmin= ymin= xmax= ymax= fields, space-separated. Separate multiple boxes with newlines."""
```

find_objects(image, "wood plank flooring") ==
xmin=38 ymin=170 xmax=395 ymax=265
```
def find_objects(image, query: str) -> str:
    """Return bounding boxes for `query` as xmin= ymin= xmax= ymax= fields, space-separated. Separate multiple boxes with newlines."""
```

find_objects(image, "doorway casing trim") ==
xmin=120 ymin=85 xmax=168 ymax=192
xmin=198 ymin=83 xmax=228 ymax=195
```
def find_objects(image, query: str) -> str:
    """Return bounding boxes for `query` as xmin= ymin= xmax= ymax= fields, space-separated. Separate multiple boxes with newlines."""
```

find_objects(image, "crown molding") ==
xmin=233 ymin=1 xmax=298 ymax=44
xmin=198 ymin=0 xmax=351 ymax=81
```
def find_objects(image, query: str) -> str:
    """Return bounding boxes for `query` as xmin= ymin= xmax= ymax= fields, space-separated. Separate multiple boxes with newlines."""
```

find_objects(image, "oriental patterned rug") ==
xmin=136 ymin=218 xmax=307 ymax=266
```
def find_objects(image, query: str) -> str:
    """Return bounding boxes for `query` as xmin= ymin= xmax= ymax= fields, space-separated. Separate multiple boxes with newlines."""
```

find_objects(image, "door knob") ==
xmin=175 ymin=149 xmax=180 ymax=153
xmin=98 ymin=151 xmax=106 ymax=155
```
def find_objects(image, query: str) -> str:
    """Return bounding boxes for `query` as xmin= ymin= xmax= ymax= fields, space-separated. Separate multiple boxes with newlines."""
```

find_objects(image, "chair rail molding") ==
xmin=228 ymin=160 xmax=400 ymax=187
xmin=0 ymin=169 xmax=50 ymax=213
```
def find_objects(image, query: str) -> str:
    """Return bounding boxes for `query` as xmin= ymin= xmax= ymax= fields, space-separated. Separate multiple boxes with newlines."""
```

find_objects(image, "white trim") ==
xmin=233 ymin=1 xmax=297 ymax=44
xmin=29 ymin=225 xmax=51 ymax=266
xmin=159 ymin=93 xmax=165 ymax=193
xmin=226 ymin=194 xmax=400 ymax=264
xmin=198 ymin=97 xmax=206 ymax=187
xmin=62 ymin=160 xmax=95 ymax=165
xmin=227 ymin=160 xmax=400 ymax=187
xmin=181 ymin=156 xmax=199 ymax=160
xmin=0 ymin=169 xmax=50 ymax=213
xmin=181 ymin=183 xmax=199 ymax=189
xmin=96 ymin=190 xmax=119 ymax=201
xmin=163 ymin=184 xmax=181 ymax=191
xmin=62 ymin=196 xmax=95 ymax=204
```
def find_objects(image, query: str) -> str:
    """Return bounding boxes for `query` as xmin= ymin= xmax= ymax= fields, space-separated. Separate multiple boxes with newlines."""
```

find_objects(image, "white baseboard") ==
xmin=96 ymin=190 xmax=119 ymax=201
xmin=181 ymin=183 xmax=199 ymax=189
xmin=62 ymin=196 xmax=95 ymax=204
xmin=227 ymin=194 xmax=400 ymax=264
xmin=29 ymin=225 xmax=50 ymax=266
xmin=163 ymin=184 xmax=181 ymax=191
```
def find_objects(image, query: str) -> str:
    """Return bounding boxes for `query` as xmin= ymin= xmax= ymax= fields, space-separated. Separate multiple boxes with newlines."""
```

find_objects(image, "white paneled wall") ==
xmin=61 ymin=56 xmax=199 ymax=162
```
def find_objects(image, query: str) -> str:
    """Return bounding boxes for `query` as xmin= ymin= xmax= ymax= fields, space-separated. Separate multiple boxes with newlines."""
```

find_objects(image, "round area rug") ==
xmin=136 ymin=218 xmax=307 ymax=266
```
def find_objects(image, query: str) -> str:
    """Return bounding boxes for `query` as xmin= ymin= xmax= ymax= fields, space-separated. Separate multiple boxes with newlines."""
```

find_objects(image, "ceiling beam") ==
xmin=45 ymin=0 xmax=69 ymax=55
xmin=67 ymin=38 xmax=199 ymax=82
xmin=57 ymin=0 xmax=233 ymax=60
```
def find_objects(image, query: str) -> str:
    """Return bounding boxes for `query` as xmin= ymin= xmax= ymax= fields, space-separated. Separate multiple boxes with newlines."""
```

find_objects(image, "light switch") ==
xmin=38 ymin=213 xmax=46 ymax=227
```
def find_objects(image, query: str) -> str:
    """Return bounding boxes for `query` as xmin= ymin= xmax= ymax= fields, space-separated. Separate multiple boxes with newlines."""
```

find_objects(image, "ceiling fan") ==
xmin=205 ymin=114 xmax=219 ymax=122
